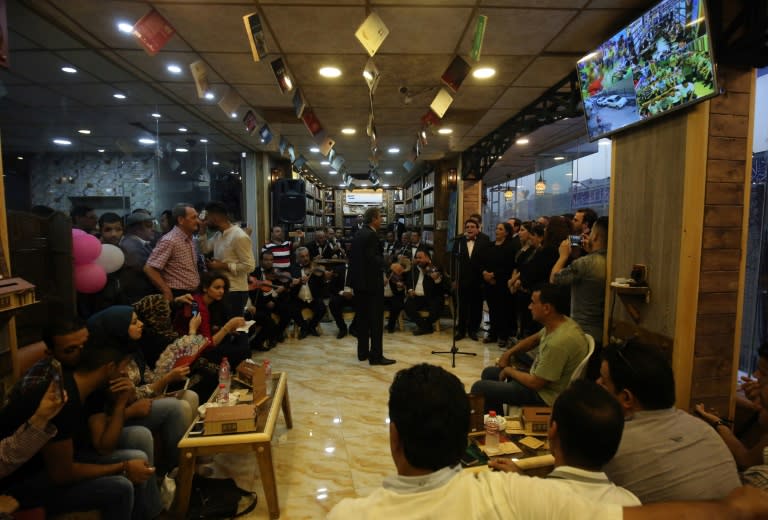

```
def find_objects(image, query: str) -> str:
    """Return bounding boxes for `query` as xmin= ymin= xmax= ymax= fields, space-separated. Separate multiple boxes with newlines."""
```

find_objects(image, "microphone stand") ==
xmin=432 ymin=236 xmax=476 ymax=367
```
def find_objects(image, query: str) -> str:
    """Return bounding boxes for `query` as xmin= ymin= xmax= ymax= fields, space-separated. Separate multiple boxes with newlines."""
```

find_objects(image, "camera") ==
xmin=569 ymin=235 xmax=582 ymax=248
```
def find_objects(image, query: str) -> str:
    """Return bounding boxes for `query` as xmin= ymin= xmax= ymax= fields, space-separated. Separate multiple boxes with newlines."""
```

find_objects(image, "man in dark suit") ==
xmin=288 ymin=247 xmax=329 ymax=339
xmin=452 ymin=218 xmax=490 ymax=341
xmin=307 ymin=230 xmax=335 ymax=260
xmin=404 ymin=250 xmax=446 ymax=336
xmin=328 ymin=261 xmax=355 ymax=339
xmin=349 ymin=207 xmax=395 ymax=365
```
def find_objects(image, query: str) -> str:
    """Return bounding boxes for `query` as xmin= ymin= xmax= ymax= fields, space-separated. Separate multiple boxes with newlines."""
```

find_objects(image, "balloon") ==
xmin=74 ymin=263 xmax=107 ymax=294
xmin=95 ymin=244 xmax=125 ymax=274
xmin=72 ymin=228 xmax=87 ymax=238
xmin=72 ymin=233 xmax=102 ymax=265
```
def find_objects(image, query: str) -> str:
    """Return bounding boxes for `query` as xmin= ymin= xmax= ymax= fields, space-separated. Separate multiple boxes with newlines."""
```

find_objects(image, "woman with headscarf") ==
xmin=87 ymin=306 xmax=196 ymax=477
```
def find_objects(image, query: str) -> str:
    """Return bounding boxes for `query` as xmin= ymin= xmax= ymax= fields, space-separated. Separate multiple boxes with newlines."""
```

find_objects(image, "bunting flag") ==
xmin=132 ymin=9 xmax=176 ymax=56
xmin=243 ymin=12 xmax=268 ymax=62
xmin=355 ymin=12 xmax=389 ymax=57
xmin=189 ymin=61 xmax=210 ymax=99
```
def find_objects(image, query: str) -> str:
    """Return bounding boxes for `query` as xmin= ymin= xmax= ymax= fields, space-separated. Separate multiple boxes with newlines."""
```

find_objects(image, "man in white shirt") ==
xmin=490 ymin=379 xmax=640 ymax=506
xmin=198 ymin=201 xmax=256 ymax=316
xmin=328 ymin=363 xmax=767 ymax=520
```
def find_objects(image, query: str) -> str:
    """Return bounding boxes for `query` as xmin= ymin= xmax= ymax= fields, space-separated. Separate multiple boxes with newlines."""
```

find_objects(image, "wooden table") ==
xmin=173 ymin=372 xmax=293 ymax=519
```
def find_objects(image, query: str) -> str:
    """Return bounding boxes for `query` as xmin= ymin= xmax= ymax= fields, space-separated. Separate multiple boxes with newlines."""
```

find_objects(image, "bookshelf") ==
xmin=403 ymin=169 xmax=436 ymax=247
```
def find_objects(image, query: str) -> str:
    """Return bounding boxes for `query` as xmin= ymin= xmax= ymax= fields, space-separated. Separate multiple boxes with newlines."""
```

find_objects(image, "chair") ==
xmin=570 ymin=334 xmax=595 ymax=382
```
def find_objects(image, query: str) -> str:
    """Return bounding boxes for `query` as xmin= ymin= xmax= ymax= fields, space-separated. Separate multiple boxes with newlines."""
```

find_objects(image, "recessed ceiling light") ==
xmin=61 ymin=66 xmax=77 ymax=74
xmin=438 ymin=128 xmax=453 ymax=135
xmin=212 ymin=161 xmax=220 ymax=165
xmin=472 ymin=67 xmax=496 ymax=79
xmin=387 ymin=147 xmax=400 ymax=154
xmin=180 ymin=170 xmax=187 ymax=175
xmin=167 ymin=64 xmax=182 ymax=74
xmin=138 ymin=138 xmax=155 ymax=145
xmin=319 ymin=66 xmax=342 ymax=78
xmin=16 ymin=156 xmax=23 ymax=160
xmin=341 ymin=128 xmax=356 ymax=135
xmin=339 ymin=183 xmax=346 ymax=187
xmin=97 ymin=149 xmax=105 ymax=153
xmin=383 ymin=183 xmax=390 ymax=187
xmin=554 ymin=156 xmax=565 ymax=161
xmin=178 ymin=127 xmax=188 ymax=133
xmin=231 ymin=112 xmax=238 ymax=118
xmin=204 ymin=92 xmax=215 ymax=100
xmin=200 ymin=138 xmax=209 ymax=143
xmin=384 ymin=170 xmax=393 ymax=175
xmin=329 ymin=170 xmax=338 ymax=175
xmin=151 ymin=113 xmax=162 ymax=118
xmin=320 ymin=161 xmax=330 ymax=166
xmin=515 ymin=138 xmax=529 ymax=145
xmin=176 ymin=148 xmax=188 ymax=153
xmin=309 ymin=147 xmax=320 ymax=153
xmin=77 ymin=129 xmax=91 ymax=135
xmin=113 ymin=93 xmax=126 ymax=99
xmin=53 ymin=138 xmax=72 ymax=146
xmin=117 ymin=21 xmax=133 ymax=33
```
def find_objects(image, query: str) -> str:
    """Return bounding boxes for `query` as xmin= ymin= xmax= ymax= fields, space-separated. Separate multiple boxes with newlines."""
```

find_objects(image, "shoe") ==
xmin=468 ymin=332 xmax=479 ymax=341
xmin=267 ymin=338 xmax=278 ymax=349
xmin=369 ymin=357 xmax=396 ymax=366
xmin=413 ymin=328 xmax=433 ymax=336
xmin=454 ymin=332 xmax=466 ymax=341
xmin=337 ymin=327 xmax=348 ymax=339
xmin=310 ymin=327 xmax=321 ymax=337
xmin=298 ymin=327 xmax=309 ymax=340
xmin=358 ymin=352 xmax=369 ymax=361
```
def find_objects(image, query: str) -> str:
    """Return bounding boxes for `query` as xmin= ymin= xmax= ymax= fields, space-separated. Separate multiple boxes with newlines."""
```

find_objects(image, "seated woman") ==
xmin=87 ymin=306 xmax=196 ymax=477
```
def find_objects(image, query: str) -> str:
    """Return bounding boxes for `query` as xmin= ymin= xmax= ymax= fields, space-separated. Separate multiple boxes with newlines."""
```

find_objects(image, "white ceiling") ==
xmin=0 ymin=0 xmax=652 ymax=187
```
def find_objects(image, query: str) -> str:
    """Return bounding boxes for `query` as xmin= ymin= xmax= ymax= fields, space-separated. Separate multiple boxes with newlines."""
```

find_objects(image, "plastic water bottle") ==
xmin=216 ymin=383 xmax=228 ymax=404
xmin=219 ymin=357 xmax=231 ymax=402
xmin=485 ymin=410 xmax=500 ymax=449
xmin=263 ymin=360 xmax=272 ymax=397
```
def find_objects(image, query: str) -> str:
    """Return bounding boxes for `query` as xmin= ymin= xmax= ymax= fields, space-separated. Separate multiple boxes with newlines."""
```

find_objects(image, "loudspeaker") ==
xmin=274 ymin=179 xmax=306 ymax=224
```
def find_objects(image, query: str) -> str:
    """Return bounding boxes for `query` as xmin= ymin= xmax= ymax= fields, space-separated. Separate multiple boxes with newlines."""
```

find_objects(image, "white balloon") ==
xmin=95 ymin=244 xmax=125 ymax=274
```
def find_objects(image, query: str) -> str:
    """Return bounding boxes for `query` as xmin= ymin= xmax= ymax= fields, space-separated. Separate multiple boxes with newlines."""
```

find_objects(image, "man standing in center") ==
xmin=349 ymin=207 xmax=395 ymax=366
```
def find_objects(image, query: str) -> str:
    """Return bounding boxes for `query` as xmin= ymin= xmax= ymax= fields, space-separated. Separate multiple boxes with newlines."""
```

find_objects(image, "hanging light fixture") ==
xmin=535 ymin=171 xmax=546 ymax=195
xmin=503 ymin=182 xmax=514 ymax=200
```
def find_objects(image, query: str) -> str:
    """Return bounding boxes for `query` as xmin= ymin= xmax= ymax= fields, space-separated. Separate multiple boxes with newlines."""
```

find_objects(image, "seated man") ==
xmin=288 ymin=246 xmax=329 ymax=339
xmin=599 ymin=340 xmax=742 ymax=503
xmin=246 ymin=251 xmax=291 ymax=349
xmin=384 ymin=262 xmax=406 ymax=334
xmin=306 ymin=230 xmax=334 ymax=260
xmin=471 ymin=284 xmax=588 ymax=413
xmin=329 ymin=363 xmax=765 ymax=519
xmin=404 ymin=250 xmax=446 ymax=336
xmin=491 ymin=380 xmax=640 ymax=505
xmin=328 ymin=261 xmax=355 ymax=339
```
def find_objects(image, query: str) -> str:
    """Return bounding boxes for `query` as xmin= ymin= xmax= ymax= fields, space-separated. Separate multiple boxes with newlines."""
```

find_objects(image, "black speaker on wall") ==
xmin=274 ymin=179 xmax=306 ymax=224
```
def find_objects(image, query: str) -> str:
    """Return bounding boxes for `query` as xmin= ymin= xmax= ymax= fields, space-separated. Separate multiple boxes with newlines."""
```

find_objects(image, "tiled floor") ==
xmin=216 ymin=316 xmax=493 ymax=519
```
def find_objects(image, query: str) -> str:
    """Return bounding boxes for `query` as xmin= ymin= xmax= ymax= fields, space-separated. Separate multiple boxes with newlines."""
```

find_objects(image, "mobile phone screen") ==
xmin=191 ymin=302 xmax=199 ymax=317
xmin=50 ymin=359 xmax=65 ymax=403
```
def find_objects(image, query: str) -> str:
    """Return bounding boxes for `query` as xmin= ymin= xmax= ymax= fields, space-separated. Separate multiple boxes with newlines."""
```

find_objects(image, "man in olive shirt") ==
xmin=471 ymin=284 xmax=588 ymax=413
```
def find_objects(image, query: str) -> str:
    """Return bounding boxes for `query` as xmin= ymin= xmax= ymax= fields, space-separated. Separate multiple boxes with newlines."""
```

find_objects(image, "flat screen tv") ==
xmin=577 ymin=0 xmax=718 ymax=141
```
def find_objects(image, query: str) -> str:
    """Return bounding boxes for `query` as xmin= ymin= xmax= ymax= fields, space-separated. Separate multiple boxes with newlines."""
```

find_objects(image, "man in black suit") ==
xmin=288 ymin=247 xmax=329 ymax=339
xmin=328 ymin=261 xmax=355 ymax=339
xmin=349 ymin=207 xmax=395 ymax=365
xmin=452 ymin=218 xmax=490 ymax=341
xmin=405 ymin=250 xmax=446 ymax=336
xmin=306 ymin=230 xmax=335 ymax=259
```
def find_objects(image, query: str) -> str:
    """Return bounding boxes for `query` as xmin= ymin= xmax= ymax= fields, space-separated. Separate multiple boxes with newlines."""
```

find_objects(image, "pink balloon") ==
xmin=74 ymin=263 xmax=107 ymax=294
xmin=73 ymin=233 xmax=102 ymax=265
xmin=72 ymin=229 xmax=87 ymax=238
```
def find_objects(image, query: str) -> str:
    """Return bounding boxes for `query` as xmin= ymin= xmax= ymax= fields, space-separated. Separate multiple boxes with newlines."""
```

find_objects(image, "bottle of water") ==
xmin=219 ymin=357 xmax=231 ymax=403
xmin=263 ymin=360 xmax=272 ymax=396
xmin=216 ymin=383 xmax=228 ymax=404
xmin=485 ymin=410 xmax=500 ymax=450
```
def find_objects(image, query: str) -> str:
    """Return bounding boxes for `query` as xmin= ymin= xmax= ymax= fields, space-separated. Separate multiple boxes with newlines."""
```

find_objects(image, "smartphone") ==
xmin=50 ymin=359 xmax=64 ymax=403
xmin=569 ymin=235 xmax=583 ymax=248
xmin=191 ymin=301 xmax=199 ymax=317
xmin=164 ymin=377 xmax=190 ymax=395
xmin=189 ymin=421 xmax=204 ymax=436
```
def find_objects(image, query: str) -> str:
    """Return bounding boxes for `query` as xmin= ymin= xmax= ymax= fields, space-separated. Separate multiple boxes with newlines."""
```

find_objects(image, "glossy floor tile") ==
xmin=217 ymin=316 xmax=493 ymax=519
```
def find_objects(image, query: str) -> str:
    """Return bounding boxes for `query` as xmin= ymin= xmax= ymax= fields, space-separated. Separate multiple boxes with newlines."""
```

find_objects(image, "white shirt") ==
xmin=198 ymin=225 xmax=256 ymax=292
xmin=328 ymin=465 xmax=622 ymax=520
xmin=546 ymin=466 xmax=641 ymax=506
xmin=467 ymin=239 xmax=475 ymax=258
xmin=414 ymin=268 xmax=425 ymax=296
xmin=298 ymin=266 xmax=313 ymax=302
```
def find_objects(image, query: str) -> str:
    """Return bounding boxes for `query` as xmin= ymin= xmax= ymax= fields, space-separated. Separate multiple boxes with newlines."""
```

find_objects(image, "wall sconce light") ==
xmin=447 ymin=168 xmax=458 ymax=191
xmin=270 ymin=168 xmax=282 ymax=184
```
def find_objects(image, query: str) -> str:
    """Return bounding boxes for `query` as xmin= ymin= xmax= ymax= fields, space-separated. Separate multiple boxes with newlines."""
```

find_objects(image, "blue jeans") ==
xmin=126 ymin=397 xmax=189 ymax=475
xmin=470 ymin=367 xmax=547 ymax=413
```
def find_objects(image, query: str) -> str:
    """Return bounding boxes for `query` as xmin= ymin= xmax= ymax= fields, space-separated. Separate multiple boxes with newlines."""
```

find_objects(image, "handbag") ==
xmin=187 ymin=474 xmax=257 ymax=519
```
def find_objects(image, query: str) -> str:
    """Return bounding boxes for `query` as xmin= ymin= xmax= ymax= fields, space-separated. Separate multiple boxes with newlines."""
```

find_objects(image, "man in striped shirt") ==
xmin=262 ymin=225 xmax=293 ymax=270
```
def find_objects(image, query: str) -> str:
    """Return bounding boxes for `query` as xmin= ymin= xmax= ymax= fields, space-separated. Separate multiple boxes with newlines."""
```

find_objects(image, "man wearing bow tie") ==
xmin=451 ymin=219 xmax=490 ymax=341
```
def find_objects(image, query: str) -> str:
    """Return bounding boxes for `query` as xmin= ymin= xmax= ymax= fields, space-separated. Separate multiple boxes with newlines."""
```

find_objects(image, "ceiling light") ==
xmin=384 ymin=170 xmax=393 ymax=175
xmin=383 ymin=183 xmax=390 ymax=187
xmin=339 ymin=183 xmax=346 ymax=187
xmin=180 ymin=170 xmax=187 ymax=175
xmin=53 ymin=138 xmax=72 ymax=146
xmin=200 ymin=138 xmax=208 ymax=143
xmin=176 ymin=148 xmax=188 ymax=153
xmin=554 ymin=156 xmax=565 ymax=161
xmin=97 ymin=149 xmax=105 ymax=153
xmin=113 ymin=93 xmax=126 ymax=99
xmin=309 ymin=147 xmax=320 ymax=153
xmin=61 ymin=66 xmax=77 ymax=74
xmin=204 ymin=91 xmax=215 ymax=100
xmin=117 ymin=21 xmax=133 ymax=33
xmin=438 ymin=128 xmax=453 ymax=135
xmin=341 ymin=128 xmax=356 ymax=135
xmin=320 ymin=161 xmax=330 ymax=166
xmin=387 ymin=147 xmax=400 ymax=154
xmin=472 ymin=67 xmax=496 ymax=79
xmin=515 ymin=138 xmax=529 ymax=145
xmin=329 ymin=170 xmax=337 ymax=175
xmin=16 ymin=156 xmax=23 ymax=160
xmin=231 ymin=112 xmax=238 ymax=118
xmin=151 ymin=113 xmax=161 ymax=118
xmin=167 ymin=64 xmax=182 ymax=74
xmin=178 ymin=127 xmax=188 ymax=133
xmin=138 ymin=138 xmax=155 ymax=145
xmin=212 ymin=161 xmax=220 ymax=165
xmin=319 ymin=66 xmax=342 ymax=78
xmin=77 ymin=129 xmax=91 ymax=135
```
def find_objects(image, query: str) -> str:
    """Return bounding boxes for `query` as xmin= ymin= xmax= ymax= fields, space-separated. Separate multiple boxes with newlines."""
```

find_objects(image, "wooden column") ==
xmin=461 ymin=179 xmax=482 ymax=226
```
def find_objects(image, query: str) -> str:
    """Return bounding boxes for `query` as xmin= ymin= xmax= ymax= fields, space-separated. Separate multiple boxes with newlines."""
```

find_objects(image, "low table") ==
xmin=172 ymin=371 xmax=293 ymax=519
